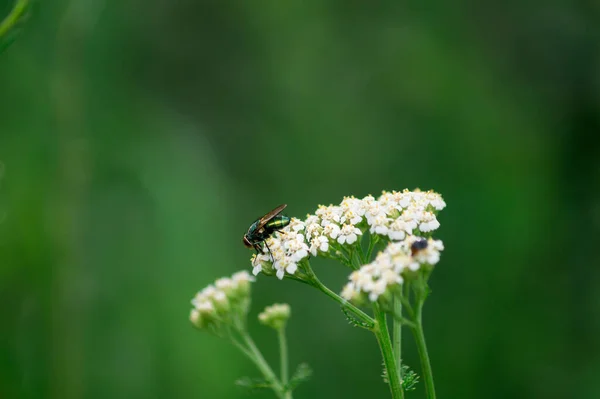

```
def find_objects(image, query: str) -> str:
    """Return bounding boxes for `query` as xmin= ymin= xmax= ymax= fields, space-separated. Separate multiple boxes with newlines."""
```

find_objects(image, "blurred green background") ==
xmin=1 ymin=1 xmax=600 ymax=398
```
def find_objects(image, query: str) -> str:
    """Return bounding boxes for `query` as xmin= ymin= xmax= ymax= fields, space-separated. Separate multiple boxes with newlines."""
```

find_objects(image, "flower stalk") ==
xmin=393 ymin=293 xmax=404 ymax=395
xmin=277 ymin=327 xmax=291 ymax=399
xmin=239 ymin=331 xmax=287 ymax=398
xmin=191 ymin=188 xmax=446 ymax=398
xmin=373 ymin=303 xmax=404 ymax=399
xmin=0 ymin=0 xmax=29 ymax=39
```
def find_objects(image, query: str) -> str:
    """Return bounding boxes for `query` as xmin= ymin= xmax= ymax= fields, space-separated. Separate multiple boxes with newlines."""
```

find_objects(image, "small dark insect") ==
xmin=243 ymin=204 xmax=290 ymax=262
xmin=410 ymin=238 xmax=428 ymax=256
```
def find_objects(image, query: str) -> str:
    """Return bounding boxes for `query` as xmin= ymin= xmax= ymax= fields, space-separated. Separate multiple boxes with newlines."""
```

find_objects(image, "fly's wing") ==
xmin=255 ymin=204 xmax=287 ymax=231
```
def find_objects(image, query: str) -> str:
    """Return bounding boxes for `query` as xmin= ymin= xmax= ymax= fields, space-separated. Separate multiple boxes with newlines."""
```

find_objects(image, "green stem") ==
xmin=373 ymin=303 xmax=404 ymax=399
xmin=277 ymin=327 xmax=292 ymax=399
xmin=303 ymin=260 xmax=375 ymax=329
xmin=311 ymin=274 xmax=375 ymax=329
xmin=392 ymin=294 xmax=404 ymax=398
xmin=330 ymin=243 xmax=356 ymax=269
xmin=0 ymin=0 xmax=29 ymax=38
xmin=412 ymin=301 xmax=436 ymax=399
xmin=365 ymin=234 xmax=378 ymax=260
xmin=240 ymin=332 xmax=286 ymax=399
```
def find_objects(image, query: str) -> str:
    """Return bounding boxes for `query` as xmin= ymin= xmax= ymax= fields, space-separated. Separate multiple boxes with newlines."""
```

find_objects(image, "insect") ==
xmin=243 ymin=204 xmax=290 ymax=262
xmin=410 ymin=238 xmax=428 ymax=256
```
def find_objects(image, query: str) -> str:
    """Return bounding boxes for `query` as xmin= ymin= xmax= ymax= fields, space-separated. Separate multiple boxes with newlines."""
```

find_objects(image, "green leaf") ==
xmin=341 ymin=306 xmax=374 ymax=330
xmin=234 ymin=376 xmax=273 ymax=393
xmin=400 ymin=364 xmax=420 ymax=392
xmin=285 ymin=363 xmax=312 ymax=391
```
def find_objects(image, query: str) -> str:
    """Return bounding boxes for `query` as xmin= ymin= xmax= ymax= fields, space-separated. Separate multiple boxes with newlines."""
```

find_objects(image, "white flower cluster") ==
xmin=341 ymin=237 xmax=445 ymax=303
xmin=253 ymin=218 xmax=310 ymax=279
xmin=190 ymin=270 xmax=255 ymax=329
xmin=251 ymin=189 xmax=445 ymax=282
xmin=258 ymin=303 xmax=291 ymax=330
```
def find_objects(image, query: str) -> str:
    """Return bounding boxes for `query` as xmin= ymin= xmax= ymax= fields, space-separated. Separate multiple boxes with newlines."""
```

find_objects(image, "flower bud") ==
xmin=210 ymin=290 xmax=230 ymax=313
xmin=215 ymin=277 xmax=236 ymax=297
xmin=190 ymin=300 xmax=216 ymax=330
xmin=258 ymin=303 xmax=291 ymax=330
xmin=189 ymin=308 xmax=204 ymax=329
xmin=231 ymin=270 xmax=255 ymax=297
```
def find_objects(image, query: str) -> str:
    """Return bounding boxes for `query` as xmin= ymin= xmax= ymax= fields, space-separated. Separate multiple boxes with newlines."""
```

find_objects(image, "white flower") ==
xmin=340 ymin=236 xmax=444 ymax=303
xmin=397 ymin=208 xmax=419 ymax=235
xmin=310 ymin=235 xmax=329 ymax=256
xmin=378 ymin=191 xmax=399 ymax=212
xmin=369 ymin=213 xmax=390 ymax=235
xmin=363 ymin=197 xmax=387 ymax=225
xmin=323 ymin=223 xmax=340 ymax=240
xmin=337 ymin=224 xmax=362 ymax=245
xmin=387 ymin=218 xmax=408 ymax=240
xmin=340 ymin=196 xmax=364 ymax=225
xmin=275 ymin=268 xmax=284 ymax=279
xmin=304 ymin=214 xmax=322 ymax=240
xmin=316 ymin=205 xmax=342 ymax=226
xmin=284 ymin=232 xmax=309 ymax=262
xmin=418 ymin=211 xmax=440 ymax=232
xmin=425 ymin=191 xmax=446 ymax=210
xmin=288 ymin=217 xmax=305 ymax=232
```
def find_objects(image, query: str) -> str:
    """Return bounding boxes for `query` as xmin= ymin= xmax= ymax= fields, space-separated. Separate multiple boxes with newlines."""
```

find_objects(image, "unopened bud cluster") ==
xmin=190 ymin=270 xmax=255 ymax=330
xmin=258 ymin=303 xmax=291 ymax=330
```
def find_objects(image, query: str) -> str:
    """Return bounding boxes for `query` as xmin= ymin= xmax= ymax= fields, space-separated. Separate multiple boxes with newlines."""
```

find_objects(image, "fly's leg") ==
xmin=264 ymin=240 xmax=275 ymax=263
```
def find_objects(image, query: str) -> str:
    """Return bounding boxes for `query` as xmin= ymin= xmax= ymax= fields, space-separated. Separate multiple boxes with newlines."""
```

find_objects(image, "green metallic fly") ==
xmin=243 ymin=204 xmax=290 ymax=262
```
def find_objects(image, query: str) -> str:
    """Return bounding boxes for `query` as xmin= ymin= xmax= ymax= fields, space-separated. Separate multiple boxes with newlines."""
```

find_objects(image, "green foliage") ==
xmin=285 ymin=363 xmax=313 ymax=392
xmin=1 ymin=1 xmax=599 ymax=398
xmin=341 ymin=306 xmax=375 ymax=330
xmin=0 ymin=0 xmax=31 ymax=55
xmin=400 ymin=365 xmax=419 ymax=392
xmin=235 ymin=377 xmax=274 ymax=393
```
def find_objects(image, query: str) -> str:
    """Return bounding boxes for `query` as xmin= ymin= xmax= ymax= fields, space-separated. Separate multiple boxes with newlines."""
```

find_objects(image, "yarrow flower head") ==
xmin=258 ymin=303 xmax=291 ymax=330
xmin=251 ymin=217 xmax=310 ymax=280
xmin=341 ymin=236 xmax=444 ymax=304
xmin=189 ymin=270 xmax=255 ymax=330
xmin=248 ymin=189 xmax=446 ymax=283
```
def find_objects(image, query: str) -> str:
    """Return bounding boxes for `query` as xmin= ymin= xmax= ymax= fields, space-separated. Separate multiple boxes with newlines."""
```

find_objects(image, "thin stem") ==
xmin=411 ymin=298 xmax=436 ymax=399
xmin=0 ymin=0 xmax=29 ymax=38
xmin=390 ymin=314 xmax=417 ymax=330
xmin=231 ymin=338 xmax=256 ymax=362
xmin=240 ymin=332 xmax=286 ymax=399
xmin=277 ymin=327 xmax=291 ymax=399
xmin=330 ymin=243 xmax=356 ymax=269
xmin=392 ymin=293 xmax=404 ymax=396
xmin=312 ymin=275 xmax=375 ymax=329
xmin=303 ymin=261 xmax=375 ymax=329
xmin=365 ymin=234 xmax=378 ymax=261
xmin=373 ymin=303 xmax=404 ymax=399
xmin=398 ymin=283 xmax=415 ymax=319
xmin=356 ymin=239 xmax=367 ymax=264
